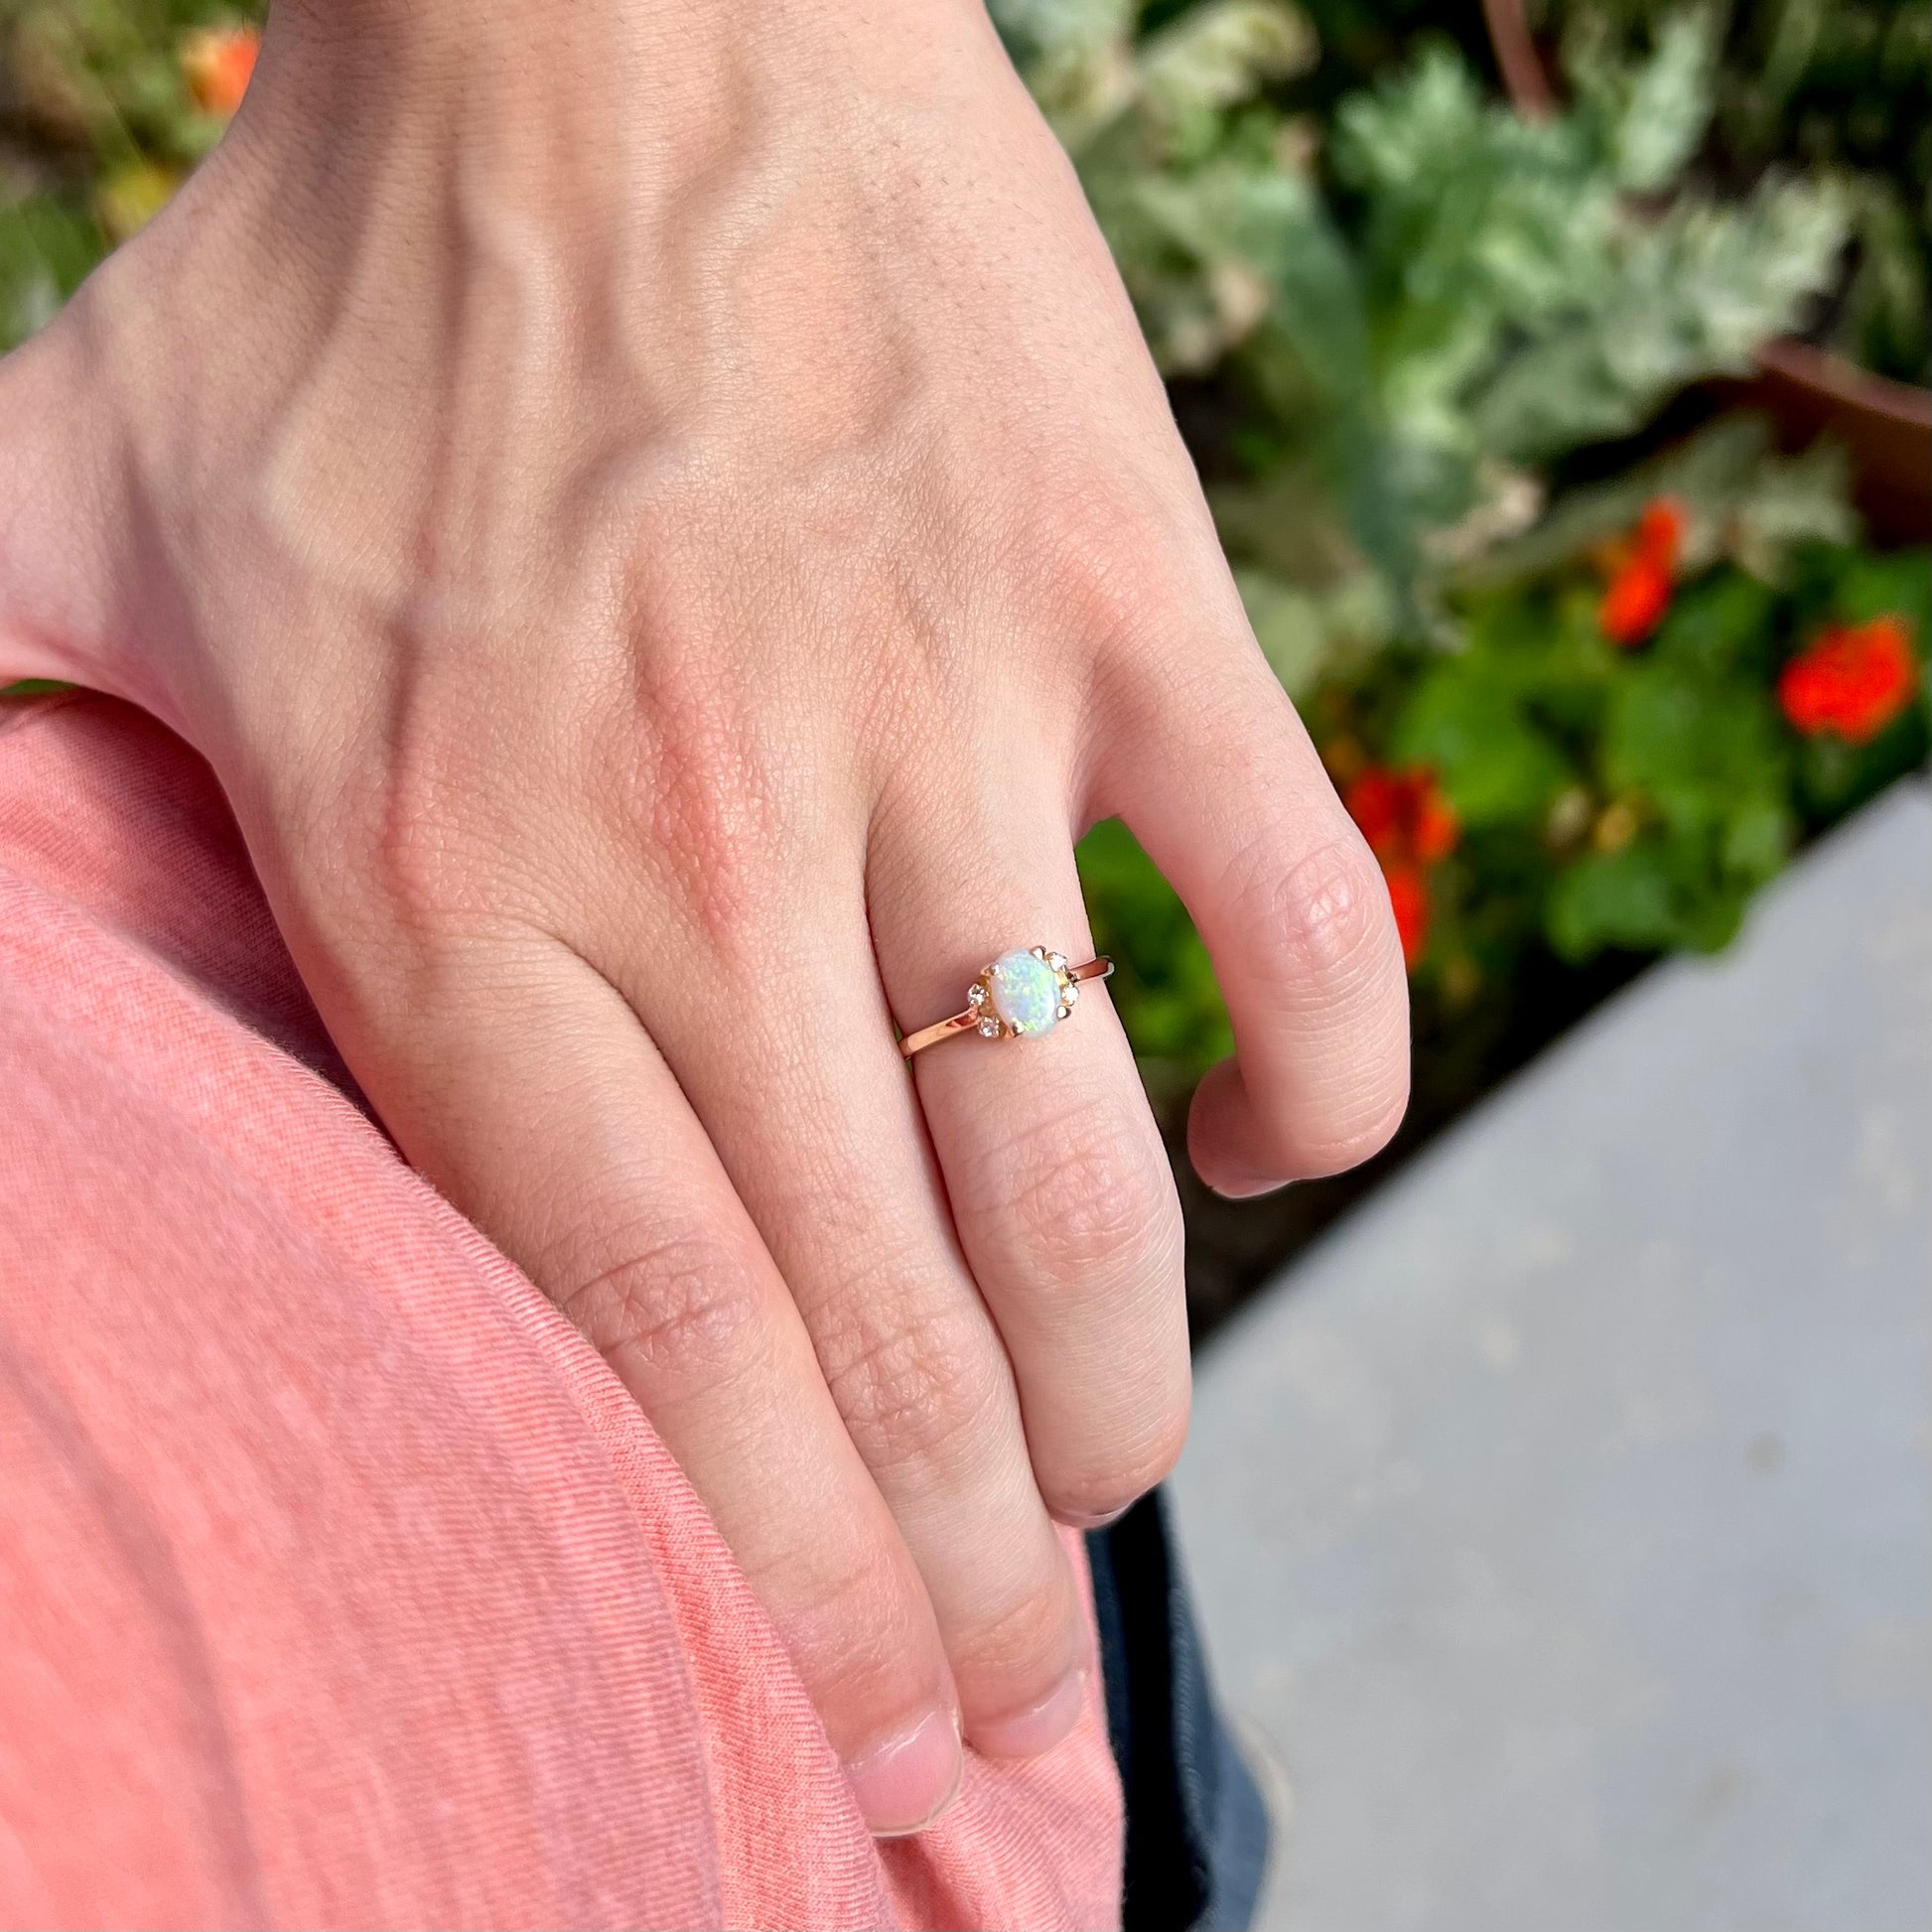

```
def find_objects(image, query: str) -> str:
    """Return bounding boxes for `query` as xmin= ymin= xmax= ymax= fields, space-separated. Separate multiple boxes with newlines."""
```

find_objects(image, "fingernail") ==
xmin=1054 ymin=1500 xmax=1133 ymax=1531
xmin=1208 ymin=1170 xmax=1295 ymax=1200
xmin=969 ymin=1666 xmax=1088 ymax=1761
xmin=846 ymin=1708 xmax=962 ymax=1838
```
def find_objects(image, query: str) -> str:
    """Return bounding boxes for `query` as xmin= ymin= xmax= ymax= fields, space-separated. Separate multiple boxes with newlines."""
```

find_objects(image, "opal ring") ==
xmin=899 ymin=947 xmax=1115 ymax=1059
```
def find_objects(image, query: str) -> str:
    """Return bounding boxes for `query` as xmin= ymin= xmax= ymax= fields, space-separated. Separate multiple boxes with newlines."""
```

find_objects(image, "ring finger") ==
xmin=867 ymin=759 xmax=1191 ymax=1533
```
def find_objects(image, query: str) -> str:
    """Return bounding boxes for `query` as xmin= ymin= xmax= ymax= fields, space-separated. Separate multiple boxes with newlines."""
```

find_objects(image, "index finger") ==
xmin=1107 ymin=652 xmax=1412 ymax=1195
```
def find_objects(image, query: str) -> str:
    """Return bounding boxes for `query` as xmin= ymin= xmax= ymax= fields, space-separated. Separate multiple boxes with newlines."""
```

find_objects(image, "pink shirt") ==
xmin=0 ymin=691 xmax=1122 ymax=1929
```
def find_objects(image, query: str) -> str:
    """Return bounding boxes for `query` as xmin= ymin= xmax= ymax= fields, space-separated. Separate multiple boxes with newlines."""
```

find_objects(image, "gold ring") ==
xmin=899 ymin=947 xmax=1114 ymax=1059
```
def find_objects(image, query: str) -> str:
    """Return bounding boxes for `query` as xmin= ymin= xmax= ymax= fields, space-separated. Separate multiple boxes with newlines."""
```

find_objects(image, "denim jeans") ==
xmin=1088 ymin=1491 xmax=1272 ymax=1932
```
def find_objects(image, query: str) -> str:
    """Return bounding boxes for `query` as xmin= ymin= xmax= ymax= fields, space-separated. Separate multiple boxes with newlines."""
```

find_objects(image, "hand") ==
xmin=0 ymin=0 xmax=1408 ymax=1833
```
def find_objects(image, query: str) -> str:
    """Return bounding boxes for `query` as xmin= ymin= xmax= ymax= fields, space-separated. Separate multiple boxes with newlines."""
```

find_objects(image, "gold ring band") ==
xmin=900 ymin=947 xmax=1114 ymax=1059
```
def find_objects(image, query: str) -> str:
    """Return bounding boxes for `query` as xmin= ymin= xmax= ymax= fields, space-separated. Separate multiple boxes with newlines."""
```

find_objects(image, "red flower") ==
xmin=1382 ymin=863 xmax=1430 ymax=970
xmin=1413 ymin=785 xmax=1460 ymax=865
xmin=1598 ymin=554 xmax=1672 ymax=646
xmin=1634 ymin=496 xmax=1685 ymax=575
xmin=182 ymin=25 xmax=259 ymax=118
xmin=1597 ymin=494 xmax=1685 ymax=647
xmin=1343 ymin=766 xmax=1460 ymax=866
xmin=1342 ymin=768 xmax=1406 ymax=854
xmin=1343 ymin=765 xmax=1459 ymax=971
xmin=1778 ymin=616 xmax=1920 ymax=744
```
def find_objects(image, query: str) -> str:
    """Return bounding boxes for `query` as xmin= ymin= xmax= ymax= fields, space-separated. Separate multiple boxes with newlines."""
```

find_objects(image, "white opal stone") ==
xmin=989 ymin=949 xmax=1061 ymax=1036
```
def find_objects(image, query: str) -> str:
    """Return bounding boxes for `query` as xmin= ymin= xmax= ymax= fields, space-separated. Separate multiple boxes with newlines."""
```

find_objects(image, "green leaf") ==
xmin=1546 ymin=837 xmax=1748 ymax=958
xmin=1722 ymin=795 xmax=1792 ymax=879
xmin=1826 ymin=549 xmax=1932 ymax=635
xmin=1448 ymin=416 xmax=1857 ymax=591
xmin=1138 ymin=0 xmax=1316 ymax=128
xmin=1601 ymin=655 xmax=1792 ymax=873
xmin=1651 ymin=571 xmax=1781 ymax=679
xmin=1468 ymin=174 xmax=1848 ymax=462
xmin=1075 ymin=817 xmax=1233 ymax=1084
xmin=0 ymin=194 xmax=108 ymax=350
xmin=1547 ymin=843 xmax=1679 ymax=956
xmin=1569 ymin=8 xmax=1718 ymax=195
xmin=1391 ymin=659 xmax=1576 ymax=826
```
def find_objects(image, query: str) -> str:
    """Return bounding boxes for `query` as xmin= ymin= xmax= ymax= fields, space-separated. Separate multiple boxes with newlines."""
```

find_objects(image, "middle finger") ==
xmin=867 ymin=762 xmax=1191 ymax=1532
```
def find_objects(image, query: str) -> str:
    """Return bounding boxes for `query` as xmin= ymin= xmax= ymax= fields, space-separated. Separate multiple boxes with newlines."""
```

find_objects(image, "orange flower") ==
xmin=181 ymin=24 xmax=259 ymax=118
xmin=1382 ymin=862 xmax=1431 ymax=970
xmin=1596 ymin=494 xmax=1685 ymax=647
xmin=1343 ymin=765 xmax=1459 ymax=971
xmin=1778 ymin=615 xmax=1920 ymax=744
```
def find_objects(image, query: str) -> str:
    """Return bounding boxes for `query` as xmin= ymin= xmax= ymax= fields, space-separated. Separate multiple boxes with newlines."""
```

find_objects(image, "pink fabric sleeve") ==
xmin=0 ymin=692 xmax=1122 ymax=1931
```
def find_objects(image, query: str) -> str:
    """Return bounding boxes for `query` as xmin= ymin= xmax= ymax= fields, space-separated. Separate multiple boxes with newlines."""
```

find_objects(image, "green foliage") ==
xmin=0 ymin=0 xmax=256 ymax=347
xmin=1452 ymin=412 xmax=1856 ymax=588
xmin=1074 ymin=816 xmax=1233 ymax=1096
xmin=0 ymin=189 xmax=100 ymax=344
xmin=1571 ymin=6 xmax=1716 ymax=194
xmin=1 ymin=0 xmax=242 ymax=162
xmin=994 ymin=3 xmax=1848 ymax=693
xmin=1082 ymin=423 xmax=1926 ymax=1083
xmin=1541 ymin=0 xmax=1932 ymax=382
xmin=997 ymin=0 xmax=1319 ymax=373
xmin=1208 ymin=33 xmax=1845 ymax=651
xmin=1378 ymin=527 xmax=1928 ymax=967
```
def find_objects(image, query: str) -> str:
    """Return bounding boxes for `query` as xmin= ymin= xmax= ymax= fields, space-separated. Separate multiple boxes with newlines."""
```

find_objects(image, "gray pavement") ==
xmin=1173 ymin=781 xmax=1932 ymax=1932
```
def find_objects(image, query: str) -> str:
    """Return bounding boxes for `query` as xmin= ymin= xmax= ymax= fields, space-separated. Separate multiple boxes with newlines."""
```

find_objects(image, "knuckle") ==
xmin=820 ymin=1297 xmax=1008 ymax=1475
xmin=951 ymin=1567 xmax=1080 ymax=1687
xmin=1236 ymin=830 xmax=1413 ymax=1174
xmin=559 ymin=1222 xmax=768 ymax=1388
xmin=759 ymin=1532 xmax=928 ymax=1701
xmin=1024 ymin=470 xmax=1195 ymax=659
xmin=619 ymin=639 xmax=782 ymax=961
xmin=1268 ymin=834 xmax=1402 ymax=1006
xmin=984 ymin=1097 xmax=1183 ymax=1300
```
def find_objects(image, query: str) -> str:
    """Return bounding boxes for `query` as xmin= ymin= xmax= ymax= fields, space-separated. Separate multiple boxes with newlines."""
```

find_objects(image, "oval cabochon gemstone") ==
xmin=989 ymin=949 xmax=1060 ymax=1035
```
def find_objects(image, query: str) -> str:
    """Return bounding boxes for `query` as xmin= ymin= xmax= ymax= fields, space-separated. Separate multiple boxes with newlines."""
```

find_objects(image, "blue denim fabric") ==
xmin=1088 ymin=1491 xmax=1272 ymax=1932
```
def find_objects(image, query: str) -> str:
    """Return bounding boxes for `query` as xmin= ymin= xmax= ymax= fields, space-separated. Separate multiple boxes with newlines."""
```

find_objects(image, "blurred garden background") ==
xmin=3 ymin=0 xmax=1927 ymax=1334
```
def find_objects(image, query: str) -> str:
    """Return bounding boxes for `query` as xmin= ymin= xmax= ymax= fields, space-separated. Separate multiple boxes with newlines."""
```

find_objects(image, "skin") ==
xmin=0 ymin=0 xmax=1409 ymax=1835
